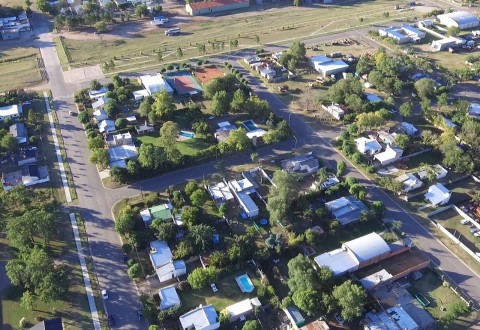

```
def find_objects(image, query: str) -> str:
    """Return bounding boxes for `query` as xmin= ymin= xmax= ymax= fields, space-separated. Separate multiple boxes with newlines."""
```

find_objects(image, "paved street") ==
xmin=27 ymin=12 xmax=480 ymax=329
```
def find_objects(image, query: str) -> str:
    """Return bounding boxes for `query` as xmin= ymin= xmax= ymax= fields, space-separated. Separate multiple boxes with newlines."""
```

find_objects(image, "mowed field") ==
xmin=59 ymin=0 xmax=418 ymax=72
xmin=0 ymin=46 xmax=43 ymax=91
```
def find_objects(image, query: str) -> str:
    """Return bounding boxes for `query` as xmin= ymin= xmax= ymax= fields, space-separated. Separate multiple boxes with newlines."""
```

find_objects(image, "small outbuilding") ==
xmin=159 ymin=286 xmax=181 ymax=311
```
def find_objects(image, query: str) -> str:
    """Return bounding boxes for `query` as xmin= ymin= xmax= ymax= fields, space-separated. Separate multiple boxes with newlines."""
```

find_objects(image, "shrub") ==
xmin=78 ymin=111 xmax=89 ymax=124
xmin=177 ymin=280 xmax=191 ymax=291
xmin=19 ymin=317 xmax=27 ymax=328
xmin=127 ymin=263 xmax=142 ymax=278
xmin=127 ymin=259 xmax=136 ymax=267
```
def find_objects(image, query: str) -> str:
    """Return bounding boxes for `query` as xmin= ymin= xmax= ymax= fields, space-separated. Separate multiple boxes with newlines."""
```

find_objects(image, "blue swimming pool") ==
xmin=242 ymin=120 xmax=257 ymax=132
xmin=179 ymin=131 xmax=195 ymax=139
xmin=236 ymin=274 xmax=255 ymax=293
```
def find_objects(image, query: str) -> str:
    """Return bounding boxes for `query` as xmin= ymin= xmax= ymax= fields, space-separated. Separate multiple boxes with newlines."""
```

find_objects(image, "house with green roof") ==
xmin=140 ymin=202 xmax=173 ymax=227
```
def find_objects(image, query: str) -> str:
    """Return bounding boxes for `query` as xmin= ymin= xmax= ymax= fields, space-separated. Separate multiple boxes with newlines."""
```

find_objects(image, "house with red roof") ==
xmin=185 ymin=0 xmax=249 ymax=16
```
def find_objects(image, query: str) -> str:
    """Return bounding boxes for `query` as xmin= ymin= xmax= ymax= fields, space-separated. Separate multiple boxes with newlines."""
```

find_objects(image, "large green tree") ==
xmin=152 ymin=89 xmax=175 ymax=119
xmin=188 ymin=224 xmax=215 ymax=252
xmin=225 ymin=128 xmax=251 ymax=152
xmin=414 ymin=78 xmax=436 ymax=100
xmin=230 ymin=89 xmax=246 ymax=112
xmin=293 ymin=289 xmax=321 ymax=316
xmin=242 ymin=320 xmax=261 ymax=330
xmin=138 ymin=143 xmax=163 ymax=169
xmin=461 ymin=120 xmax=480 ymax=158
xmin=332 ymin=280 xmax=367 ymax=321
xmin=399 ymin=101 xmax=413 ymax=118
xmin=35 ymin=0 xmax=50 ymax=12
xmin=159 ymin=121 xmax=180 ymax=161
xmin=287 ymin=254 xmax=319 ymax=292
xmin=211 ymin=90 xmax=230 ymax=116
xmin=89 ymin=148 xmax=109 ymax=168
xmin=187 ymin=266 xmax=218 ymax=289
xmin=267 ymin=171 xmax=300 ymax=222
xmin=115 ymin=210 xmax=136 ymax=237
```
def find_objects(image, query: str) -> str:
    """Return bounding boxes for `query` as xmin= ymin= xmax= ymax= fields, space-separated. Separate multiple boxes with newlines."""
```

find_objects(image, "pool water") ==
xmin=242 ymin=120 xmax=257 ymax=132
xmin=179 ymin=131 xmax=195 ymax=139
xmin=238 ymin=274 xmax=254 ymax=293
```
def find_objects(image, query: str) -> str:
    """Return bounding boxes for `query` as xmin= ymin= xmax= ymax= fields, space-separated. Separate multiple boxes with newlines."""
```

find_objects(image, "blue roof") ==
xmin=286 ymin=306 xmax=305 ymax=325
xmin=159 ymin=286 xmax=181 ymax=310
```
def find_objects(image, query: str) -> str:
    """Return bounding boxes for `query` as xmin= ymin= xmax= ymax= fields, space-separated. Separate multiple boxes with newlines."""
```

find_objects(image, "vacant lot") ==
xmin=0 ymin=46 xmax=43 ymax=91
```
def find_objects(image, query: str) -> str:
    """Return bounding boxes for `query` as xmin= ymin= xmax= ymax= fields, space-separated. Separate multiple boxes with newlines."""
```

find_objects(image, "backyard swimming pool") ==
xmin=179 ymin=131 xmax=195 ymax=139
xmin=242 ymin=120 xmax=258 ymax=132
xmin=236 ymin=274 xmax=255 ymax=293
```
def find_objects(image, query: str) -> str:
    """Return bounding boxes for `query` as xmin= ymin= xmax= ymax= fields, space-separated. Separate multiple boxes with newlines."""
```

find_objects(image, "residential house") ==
xmin=135 ymin=122 xmax=155 ymax=135
xmin=9 ymin=122 xmax=28 ymax=144
xmin=321 ymin=103 xmax=345 ymax=120
xmin=281 ymin=153 xmax=319 ymax=175
xmin=106 ymin=132 xmax=133 ymax=148
xmin=377 ymin=130 xmax=396 ymax=145
xmin=309 ymin=55 xmax=349 ymax=77
xmin=424 ymin=184 xmax=451 ymax=206
xmin=179 ymin=304 xmax=220 ymax=330
xmin=225 ymin=298 xmax=261 ymax=322
xmin=260 ymin=68 xmax=276 ymax=81
xmin=417 ymin=164 xmax=448 ymax=180
xmin=98 ymin=119 xmax=115 ymax=133
xmin=0 ymin=104 xmax=22 ymax=121
xmin=2 ymin=164 xmax=50 ymax=191
xmin=374 ymin=145 xmax=403 ymax=166
xmin=379 ymin=25 xmax=426 ymax=43
xmin=89 ymin=87 xmax=109 ymax=100
xmin=310 ymin=174 xmax=340 ymax=191
xmin=30 ymin=317 xmax=63 ymax=330
xmin=395 ymin=173 xmax=423 ymax=193
xmin=185 ymin=0 xmax=249 ymax=16
xmin=93 ymin=109 xmax=109 ymax=123
xmin=92 ymin=96 xmax=110 ymax=110
xmin=364 ymin=308 xmax=418 ymax=330
xmin=159 ymin=286 xmax=181 ymax=311
xmin=138 ymin=74 xmax=174 ymax=95
xmin=108 ymin=144 xmax=138 ymax=168
xmin=284 ymin=306 xmax=306 ymax=329
xmin=140 ymin=203 xmax=173 ymax=226
xmin=314 ymin=232 xmax=392 ymax=276
xmin=324 ymin=195 xmax=369 ymax=226
xmin=243 ymin=56 xmax=261 ymax=65
xmin=431 ymin=37 xmax=463 ymax=51
xmin=207 ymin=181 xmax=234 ymax=205
xmin=468 ymin=103 xmax=480 ymax=120
xmin=133 ymin=89 xmax=150 ymax=101
xmin=149 ymin=240 xmax=187 ymax=283
xmin=214 ymin=121 xmax=237 ymax=142
xmin=228 ymin=178 xmax=259 ymax=218
xmin=399 ymin=122 xmax=418 ymax=136
xmin=14 ymin=148 xmax=37 ymax=166
xmin=355 ymin=137 xmax=382 ymax=155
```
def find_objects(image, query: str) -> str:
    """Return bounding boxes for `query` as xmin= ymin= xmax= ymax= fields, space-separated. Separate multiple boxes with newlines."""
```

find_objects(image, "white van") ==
xmin=165 ymin=28 xmax=180 ymax=36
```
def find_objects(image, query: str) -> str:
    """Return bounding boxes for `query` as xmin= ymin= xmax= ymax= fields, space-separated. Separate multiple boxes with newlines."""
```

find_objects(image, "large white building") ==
xmin=379 ymin=25 xmax=426 ymax=44
xmin=149 ymin=240 xmax=187 ymax=283
xmin=179 ymin=304 xmax=220 ymax=330
xmin=0 ymin=104 xmax=22 ymax=121
xmin=424 ymin=184 xmax=451 ymax=206
xmin=138 ymin=74 xmax=174 ymax=95
xmin=436 ymin=11 xmax=479 ymax=30
xmin=309 ymin=55 xmax=349 ymax=78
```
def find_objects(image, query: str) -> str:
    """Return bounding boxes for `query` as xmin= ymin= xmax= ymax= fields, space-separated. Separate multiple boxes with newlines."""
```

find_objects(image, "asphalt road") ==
xmin=27 ymin=12 xmax=480 ymax=329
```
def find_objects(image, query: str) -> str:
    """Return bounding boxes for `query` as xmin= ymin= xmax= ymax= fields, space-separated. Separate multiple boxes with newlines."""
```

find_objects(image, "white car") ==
xmin=102 ymin=289 xmax=109 ymax=300
xmin=474 ymin=232 xmax=480 ymax=237
xmin=211 ymin=283 xmax=218 ymax=292
xmin=461 ymin=219 xmax=471 ymax=225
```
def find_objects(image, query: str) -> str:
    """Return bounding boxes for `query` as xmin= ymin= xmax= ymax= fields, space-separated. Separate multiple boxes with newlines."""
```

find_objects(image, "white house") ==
xmin=355 ymin=137 xmax=382 ymax=155
xmin=207 ymin=181 xmax=234 ymax=205
xmin=431 ymin=37 xmax=463 ymax=51
xmin=395 ymin=173 xmax=423 ymax=193
xmin=424 ymin=183 xmax=451 ymax=206
xmin=436 ymin=11 xmax=480 ymax=30
xmin=379 ymin=25 xmax=426 ymax=43
xmin=417 ymin=164 xmax=448 ymax=180
xmin=109 ymin=144 xmax=138 ymax=168
xmin=133 ymin=89 xmax=150 ymax=101
xmin=281 ymin=153 xmax=319 ymax=175
xmin=93 ymin=109 xmax=109 ymax=123
xmin=228 ymin=178 xmax=259 ymax=218
xmin=225 ymin=298 xmax=261 ymax=322
xmin=322 ymin=103 xmax=345 ymax=120
xmin=138 ymin=74 xmax=174 ymax=95
xmin=92 ymin=96 xmax=110 ymax=110
xmin=309 ymin=55 xmax=349 ymax=77
xmin=260 ymin=68 xmax=276 ymax=81
xmin=149 ymin=240 xmax=187 ymax=283
xmin=179 ymin=304 xmax=220 ymax=330
xmin=98 ymin=119 xmax=116 ymax=133
xmin=159 ymin=286 xmax=181 ymax=311
xmin=399 ymin=122 xmax=418 ymax=136
xmin=311 ymin=174 xmax=340 ymax=191
xmin=89 ymin=87 xmax=109 ymax=100
xmin=9 ymin=123 xmax=28 ymax=144
xmin=374 ymin=145 xmax=403 ymax=166
xmin=2 ymin=164 xmax=50 ymax=191
xmin=0 ymin=104 xmax=22 ymax=121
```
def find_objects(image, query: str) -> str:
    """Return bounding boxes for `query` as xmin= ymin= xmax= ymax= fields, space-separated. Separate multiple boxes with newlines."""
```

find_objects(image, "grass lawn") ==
xmin=136 ymin=132 xmax=214 ymax=156
xmin=405 ymin=150 xmax=443 ymax=170
xmin=178 ymin=269 xmax=261 ymax=312
xmin=0 ymin=59 xmax=43 ymax=92
xmin=446 ymin=177 xmax=480 ymax=206
xmin=407 ymin=270 xmax=471 ymax=327
xmin=136 ymin=132 xmax=160 ymax=146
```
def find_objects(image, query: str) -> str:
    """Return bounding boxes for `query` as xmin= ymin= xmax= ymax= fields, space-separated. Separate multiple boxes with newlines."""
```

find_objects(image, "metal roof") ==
xmin=343 ymin=232 xmax=391 ymax=263
xmin=437 ymin=11 xmax=479 ymax=26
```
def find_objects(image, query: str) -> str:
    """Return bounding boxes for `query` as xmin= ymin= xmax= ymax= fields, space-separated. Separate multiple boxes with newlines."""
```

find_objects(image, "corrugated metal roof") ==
xmin=343 ymin=232 xmax=391 ymax=263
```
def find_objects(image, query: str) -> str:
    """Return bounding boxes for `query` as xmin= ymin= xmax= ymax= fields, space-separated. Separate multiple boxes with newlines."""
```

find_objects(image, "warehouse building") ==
xmin=379 ymin=25 xmax=426 ymax=44
xmin=308 ymin=55 xmax=349 ymax=78
xmin=436 ymin=11 xmax=479 ymax=30
xmin=431 ymin=36 xmax=463 ymax=51
xmin=186 ymin=0 xmax=249 ymax=16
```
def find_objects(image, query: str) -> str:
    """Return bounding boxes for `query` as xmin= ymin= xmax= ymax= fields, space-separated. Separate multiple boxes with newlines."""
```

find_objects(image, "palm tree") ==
xmin=188 ymin=224 xmax=215 ymax=252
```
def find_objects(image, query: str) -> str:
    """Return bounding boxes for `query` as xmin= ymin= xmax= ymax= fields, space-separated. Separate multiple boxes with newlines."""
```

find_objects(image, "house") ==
xmin=108 ymin=144 xmax=138 ymax=168
xmin=374 ymin=145 xmax=403 ymax=166
xmin=138 ymin=74 xmax=174 ymax=95
xmin=399 ymin=122 xmax=418 ymax=136
xmin=149 ymin=240 xmax=187 ymax=283
xmin=246 ymin=129 xmax=266 ymax=146
xmin=140 ymin=203 xmax=173 ymax=226
xmin=98 ymin=119 xmax=116 ymax=133
xmin=310 ymin=174 xmax=340 ymax=191
xmin=159 ymin=286 xmax=181 ymax=311
xmin=395 ymin=173 xmax=423 ymax=193
xmin=355 ymin=137 xmax=382 ymax=155
xmin=322 ymin=103 xmax=345 ymax=120
xmin=106 ymin=132 xmax=133 ymax=148
xmin=214 ymin=121 xmax=237 ymax=142
xmin=135 ymin=122 xmax=155 ymax=135
xmin=377 ymin=130 xmax=396 ymax=145
xmin=309 ymin=55 xmax=349 ymax=77
xmin=299 ymin=319 xmax=330 ymax=330
xmin=431 ymin=37 xmax=463 ymax=51
xmin=93 ymin=109 xmax=109 ymax=122
xmin=0 ymin=104 xmax=22 ymax=121
xmin=133 ymin=89 xmax=150 ymax=101
xmin=418 ymin=19 xmax=434 ymax=28
xmin=92 ymin=96 xmax=110 ymax=110
xmin=417 ymin=164 xmax=448 ymax=180
xmin=281 ymin=153 xmax=319 ymax=175
xmin=179 ymin=304 xmax=220 ymax=330
xmin=9 ymin=122 xmax=28 ymax=144
xmin=468 ymin=103 xmax=480 ymax=120
xmin=185 ymin=0 xmax=249 ymax=16
xmin=314 ymin=232 xmax=392 ymax=276
xmin=436 ymin=11 xmax=479 ymax=30
xmin=284 ymin=306 xmax=306 ymax=328
xmin=424 ymin=183 xmax=451 ymax=206
xmin=228 ymin=178 xmax=259 ymax=218
xmin=364 ymin=307 xmax=418 ymax=330
xmin=2 ymin=165 xmax=50 ymax=191
xmin=260 ymin=68 xmax=276 ymax=81
xmin=89 ymin=87 xmax=109 ymax=100
xmin=379 ymin=25 xmax=426 ymax=43
xmin=14 ymin=148 xmax=37 ymax=166
xmin=207 ymin=181 xmax=234 ymax=205
xmin=325 ymin=196 xmax=369 ymax=226
xmin=225 ymin=297 xmax=261 ymax=322
xmin=243 ymin=56 xmax=261 ymax=65
xmin=30 ymin=317 xmax=63 ymax=330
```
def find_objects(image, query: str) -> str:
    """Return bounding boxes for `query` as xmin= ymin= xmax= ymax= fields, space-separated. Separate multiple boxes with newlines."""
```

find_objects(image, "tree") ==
xmin=115 ymin=117 xmax=128 ymax=129
xmin=226 ymin=128 xmax=251 ymax=152
xmin=393 ymin=134 xmax=410 ymax=149
xmin=188 ymin=224 xmax=215 ymax=252
xmin=461 ymin=120 xmax=480 ymax=158
xmin=115 ymin=210 xmax=136 ymax=237
xmin=139 ymin=98 xmax=153 ymax=118
xmin=332 ymin=280 xmax=367 ymax=321
xmin=392 ymin=220 xmax=403 ymax=231
xmin=421 ymin=129 xmax=437 ymax=147
xmin=87 ymin=136 xmax=104 ymax=150
xmin=35 ymin=0 xmax=50 ymax=13
xmin=159 ymin=121 xmax=180 ymax=160
xmin=185 ymin=181 xmax=199 ymax=196
xmin=293 ymin=289 xmax=321 ymax=316
xmin=379 ymin=177 xmax=403 ymax=193
xmin=287 ymin=254 xmax=319 ymax=292
xmin=104 ymin=99 xmax=120 ymax=118
xmin=187 ymin=266 xmax=217 ymax=289
xmin=78 ymin=111 xmax=89 ymax=124
xmin=289 ymin=41 xmax=306 ymax=60
xmin=211 ymin=90 xmax=230 ymax=116
xmin=94 ymin=21 xmax=107 ymax=33
xmin=218 ymin=204 xmax=229 ymax=217
xmin=152 ymin=89 xmax=175 ymax=119
xmin=267 ymin=171 xmax=300 ymax=222
xmin=135 ymin=3 xmax=149 ymax=17
xmin=138 ymin=144 xmax=163 ymax=169
xmin=89 ymin=148 xmax=109 ymax=168
xmin=20 ymin=290 xmax=34 ymax=310
xmin=399 ymin=101 xmax=413 ymax=118
xmin=242 ymin=320 xmax=261 ymax=330
xmin=355 ymin=112 xmax=384 ymax=131
xmin=1 ymin=135 xmax=19 ymax=152
xmin=176 ymin=47 xmax=183 ymax=58
xmin=7 ymin=213 xmax=35 ymax=249
xmin=370 ymin=201 xmax=386 ymax=219
xmin=190 ymin=189 xmax=208 ymax=207
xmin=447 ymin=26 xmax=460 ymax=37
xmin=337 ymin=161 xmax=346 ymax=177
xmin=128 ymin=263 xmax=142 ymax=278
xmin=437 ymin=93 xmax=448 ymax=110
xmin=192 ymin=121 xmax=211 ymax=137
xmin=34 ymin=210 xmax=55 ymax=245
xmin=151 ymin=221 xmax=176 ymax=242
xmin=414 ymin=78 xmax=436 ymax=100
xmin=230 ymin=89 xmax=246 ymax=112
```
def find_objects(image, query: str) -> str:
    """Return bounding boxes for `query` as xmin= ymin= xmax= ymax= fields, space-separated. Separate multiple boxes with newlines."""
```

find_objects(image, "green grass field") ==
xmin=0 ymin=46 xmax=43 ymax=91
xmin=136 ymin=132 xmax=214 ymax=156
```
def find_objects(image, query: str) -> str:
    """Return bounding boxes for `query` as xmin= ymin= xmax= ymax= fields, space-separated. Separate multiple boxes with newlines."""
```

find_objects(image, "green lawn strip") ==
xmin=178 ymin=269 xmax=261 ymax=312
xmin=52 ymin=36 xmax=72 ymax=70
xmin=101 ymin=176 xmax=126 ymax=189
xmin=406 ymin=270 xmax=471 ymax=327
xmin=0 ymin=59 xmax=42 ymax=92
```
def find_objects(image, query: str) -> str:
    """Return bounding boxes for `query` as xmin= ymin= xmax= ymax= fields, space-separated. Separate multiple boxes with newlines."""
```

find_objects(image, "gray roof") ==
xmin=437 ymin=11 xmax=480 ymax=26
xmin=325 ymin=196 xmax=368 ymax=225
xmin=343 ymin=232 xmax=391 ymax=263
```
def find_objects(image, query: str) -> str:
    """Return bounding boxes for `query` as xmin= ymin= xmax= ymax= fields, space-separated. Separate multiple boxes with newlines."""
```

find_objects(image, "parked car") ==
xmin=102 ymin=289 xmax=109 ymax=300
xmin=334 ymin=313 xmax=345 ymax=325
xmin=470 ymin=227 xmax=479 ymax=234
xmin=109 ymin=314 xmax=115 ymax=327
xmin=461 ymin=219 xmax=471 ymax=225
